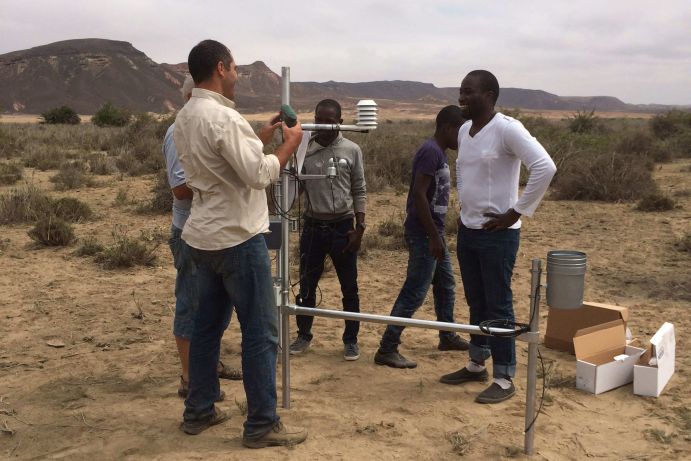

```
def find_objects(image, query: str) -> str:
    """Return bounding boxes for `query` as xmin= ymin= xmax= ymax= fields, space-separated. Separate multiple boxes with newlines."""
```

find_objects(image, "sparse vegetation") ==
xmin=74 ymin=235 xmax=105 ymax=257
xmin=0 ymin=162 xmax=23 ymax=185
xmin=137 ymin=170 xmax=173 ymax=214
xmin=92 ymin=102 xmax=130 ymax=127
xmin=52 ymin=197 xmax=94 ymax=222
xmin=552 ymin=152 xmax=657 ymax=201
xmin=0 ymin=185 xmax=53 ymax=224
xmin=635 ymin=192 xmax=676 ymax=212
xmin=40 ymin=105 xmax=81 ymax=125
xmin=50 ymin=161 xmax=96 ymax=190
xmin=95 ymin=226 xmax=159 ymax=269
xmin=28 ymin=216 xmax=75 ymax=246
xmin=676 ymin=232 xmax=691 ymax=254
xmin=569 ymin=109 xmax=602 ymax=134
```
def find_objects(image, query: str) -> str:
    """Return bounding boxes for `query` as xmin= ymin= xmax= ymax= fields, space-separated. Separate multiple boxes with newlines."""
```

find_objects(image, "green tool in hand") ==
xmin=280 ymin=104 xmax=298 ymax=128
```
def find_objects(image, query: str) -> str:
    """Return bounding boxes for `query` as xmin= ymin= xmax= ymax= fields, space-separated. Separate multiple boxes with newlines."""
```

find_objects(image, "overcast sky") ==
xmin=1 ymin=0 xmax=689 ymax=105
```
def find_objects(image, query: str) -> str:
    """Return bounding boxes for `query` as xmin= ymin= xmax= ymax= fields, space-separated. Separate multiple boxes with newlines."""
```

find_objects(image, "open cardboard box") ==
xmin=634 ymin=322 xmax=675 ymax=397
xmin=544 ymin=302 xmax=629 ymax=354
xmin=573 ymin=319 xmax=645 ymax=394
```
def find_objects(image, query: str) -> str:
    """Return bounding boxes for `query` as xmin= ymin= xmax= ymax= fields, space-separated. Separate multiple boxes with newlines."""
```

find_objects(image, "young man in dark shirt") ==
xmin=375 ymin=105 xmax=469 ymax=369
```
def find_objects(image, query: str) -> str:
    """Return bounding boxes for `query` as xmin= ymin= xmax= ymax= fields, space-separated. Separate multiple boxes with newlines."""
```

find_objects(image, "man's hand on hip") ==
xmin=482 ymin=209 xmax=521 ymax=231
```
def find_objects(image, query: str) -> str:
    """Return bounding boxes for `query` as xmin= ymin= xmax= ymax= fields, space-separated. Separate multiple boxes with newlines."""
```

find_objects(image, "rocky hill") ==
xmin=0 ymin=39 xmax=681 ymax=114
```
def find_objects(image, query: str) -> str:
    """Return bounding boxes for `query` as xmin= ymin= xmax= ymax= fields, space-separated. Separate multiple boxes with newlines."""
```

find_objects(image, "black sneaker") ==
xmin=289 ymin=337 xmax=311 ymax=355
xmin=438 ymin=334 xmax=470 ymax=351
xmin=180 ymin=407 xmax=229 ymax=435
xmin=439 ymin=367 xmax=489 ymax=385
xmin=373 ymin=350 xmax=417 ymax=369
xmin=344 ymin=343 xmax=360 ymax=361
xmin=475 ymin=382 xmax=516 ymax=404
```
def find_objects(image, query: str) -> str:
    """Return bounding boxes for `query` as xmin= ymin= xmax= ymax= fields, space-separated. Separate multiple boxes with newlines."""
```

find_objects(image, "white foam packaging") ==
xmin=633 ymin=322 xmax=675 ymax=397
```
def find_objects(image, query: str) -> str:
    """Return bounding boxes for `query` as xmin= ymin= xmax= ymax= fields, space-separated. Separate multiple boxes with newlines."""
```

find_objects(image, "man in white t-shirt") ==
xmin=440 ymin=70 xmax=556 ymax=404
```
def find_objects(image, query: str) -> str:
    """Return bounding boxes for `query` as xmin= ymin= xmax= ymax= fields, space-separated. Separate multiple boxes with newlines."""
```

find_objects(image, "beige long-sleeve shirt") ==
xmin=173 ymin=88 xmax=280 ymax=250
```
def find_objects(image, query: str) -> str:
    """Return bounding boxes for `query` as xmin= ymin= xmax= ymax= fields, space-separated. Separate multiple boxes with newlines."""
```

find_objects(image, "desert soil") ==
xmin=0 ymin=158 xmax=689 ymax=460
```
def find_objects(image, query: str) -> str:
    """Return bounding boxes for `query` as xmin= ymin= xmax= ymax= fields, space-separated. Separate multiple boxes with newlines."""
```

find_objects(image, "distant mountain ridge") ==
xmin=0 ymin=39 xmax=683 ymax=114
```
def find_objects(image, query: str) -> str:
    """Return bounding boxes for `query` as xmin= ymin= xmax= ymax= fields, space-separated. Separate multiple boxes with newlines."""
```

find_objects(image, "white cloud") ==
xmin=0 ymin=0 xmax=689 ymax=104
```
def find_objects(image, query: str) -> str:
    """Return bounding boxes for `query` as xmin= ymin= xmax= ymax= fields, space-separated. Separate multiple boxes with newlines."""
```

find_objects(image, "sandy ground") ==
xmin=0 ymin=160 xmax=689 ymax=460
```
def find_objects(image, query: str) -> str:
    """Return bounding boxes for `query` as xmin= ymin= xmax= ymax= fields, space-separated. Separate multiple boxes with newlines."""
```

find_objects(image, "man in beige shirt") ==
xmin=173 ymin=39 xmax=307 ymax=448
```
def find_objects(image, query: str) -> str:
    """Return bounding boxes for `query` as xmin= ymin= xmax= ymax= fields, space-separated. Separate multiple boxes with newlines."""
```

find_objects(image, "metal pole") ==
xmin=287 ymin=305 xmax=538 ymax=343
xmin=524 ymin=258 xmax=542 ymax=455
xmin=280 ymin=67 xmax=291 ymax=409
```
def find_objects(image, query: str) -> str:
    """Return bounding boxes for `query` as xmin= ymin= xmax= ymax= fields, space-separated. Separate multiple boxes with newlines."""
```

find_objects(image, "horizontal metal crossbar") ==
xmin=286 ymin=304 xmax=539 ymax=344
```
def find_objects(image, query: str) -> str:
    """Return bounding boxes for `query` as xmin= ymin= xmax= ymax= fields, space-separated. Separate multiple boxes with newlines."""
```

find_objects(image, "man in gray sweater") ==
xmin=290 ymin=99 xmax=367 ymax=361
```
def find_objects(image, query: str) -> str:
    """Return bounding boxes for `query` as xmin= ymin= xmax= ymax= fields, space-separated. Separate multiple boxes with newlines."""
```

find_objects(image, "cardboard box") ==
xmin=544 ymin=302 xmax=629 ymax=354
xmin=573 ymin=319 xmax=645 ymax=394
xmin=634 ymin=322 xmax=675 ymax=397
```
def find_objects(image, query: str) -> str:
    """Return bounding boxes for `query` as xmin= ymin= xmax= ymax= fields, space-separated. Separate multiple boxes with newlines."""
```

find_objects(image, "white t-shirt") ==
xmin=173 ymin=88 xmax=280 ymax=250
xmin=455 ymin=113 xmax=556 ymax=230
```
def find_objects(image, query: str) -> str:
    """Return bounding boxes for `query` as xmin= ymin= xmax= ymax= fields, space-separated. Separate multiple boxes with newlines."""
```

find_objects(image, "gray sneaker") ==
xmin=373 ymin=350 xmax=417 ymax=368
xmin=344 ymin=343 xmax=360 ymax=361
xmin=289 ymin=337 xmax=311 ymax=355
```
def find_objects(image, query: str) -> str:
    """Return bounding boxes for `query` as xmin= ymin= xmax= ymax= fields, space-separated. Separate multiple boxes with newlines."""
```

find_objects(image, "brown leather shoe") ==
xmin=242 ymin=421 xmax=308 ymax=448
xmin=180 ymin=407 xmax=229 ymax=435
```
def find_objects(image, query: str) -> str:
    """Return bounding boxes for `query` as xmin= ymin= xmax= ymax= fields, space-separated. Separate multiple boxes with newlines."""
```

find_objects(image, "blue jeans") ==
xmin=184 ymin=235 xmax=279 ymax=440
xmin=379 ymin=231 xmax=456 ymax=353
xmin=296 ymin=218 xmax=360 ymax=344
xmin=457 ymin=224 xmax=520 ymax=379
xmin=170 ymin=225 xmax=228 ymax=339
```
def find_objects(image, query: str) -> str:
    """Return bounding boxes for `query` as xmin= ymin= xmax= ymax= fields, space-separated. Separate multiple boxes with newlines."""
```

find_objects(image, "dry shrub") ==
xmin=50 ymin=161 xmax=95 ymax=190
xmin=52 ymin=197 xmax=94 ymax=222
xmin=0 ymin=162 xmax=23 ymax=185
xmin=95 ymin=226 xmax=158 ymax=269
xmin=446 ymin=430 xmax=471 ymax=456
xmin=635 ymin=192 xmax=676 ymax=212
xmin=552 ymin=152 xmax=657 ymax=201
xmin=137 ymin=170 xmax=173 ymax=214
xmin=74 ymin=236 xmax=105 ymax=257
xmin=28 ymin=216 xmax=75 ymax=246
xmin=87 ymin=152 xmax=114 ymax=175
xmin=375 ymin=212 xmax=406 ymax=250
xmin=676 ymin=232 xmax=691 ymax=254
xmin=23 ymin=148 xmax=65 ymax=171
xmin=0 ymin=185 xmax=53 ymax=224
xmin=0 ymin=126 xmax=24 ymax=158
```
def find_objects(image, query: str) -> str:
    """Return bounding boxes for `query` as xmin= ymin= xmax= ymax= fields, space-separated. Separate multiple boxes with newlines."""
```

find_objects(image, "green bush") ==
xmin=0 ymin=185 xmax=53 ymax=224
xmin=50 ymin=161 xmax=95 ymax=190
xmin=28 ymin=216 xmax=75 ymax=246
xmin=92 ymin=102 xmax=130 ymax=127
xmin=635 ymin=192 xmax=676 ymax=212
xmin=552 ymin=152 xmax=657 ymax=201
xmin=40 ymin=106 xmax=81 ymax=125
xmin=52 ymin=197 xmax=94 ymax=222
xmin=0 ymin=162 xmax=23 ymax=185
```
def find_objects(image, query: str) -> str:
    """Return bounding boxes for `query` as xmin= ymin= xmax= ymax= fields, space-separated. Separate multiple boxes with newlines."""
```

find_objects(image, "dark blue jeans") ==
xmin=184 ymin=235 xmax=278 ymax=440
xmin=457 ymin=224 xmax=520 ymax=379
xmin=379 ymin=231 xmax=456 ymax=353
xmin=296 ymin=218 xmax=360 ymax=344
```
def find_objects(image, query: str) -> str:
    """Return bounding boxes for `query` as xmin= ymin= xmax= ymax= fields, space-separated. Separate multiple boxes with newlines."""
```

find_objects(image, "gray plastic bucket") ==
xmin=546 ymin=250 xmax=587 ymax=309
